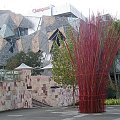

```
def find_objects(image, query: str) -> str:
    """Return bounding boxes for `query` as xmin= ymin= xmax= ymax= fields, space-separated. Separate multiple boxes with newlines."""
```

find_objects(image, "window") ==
xmin=15 ymin=27 xmax=28 ymax=37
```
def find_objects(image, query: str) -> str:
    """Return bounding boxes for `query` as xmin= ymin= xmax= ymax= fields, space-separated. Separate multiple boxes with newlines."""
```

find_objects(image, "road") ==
xmin=0 ymin=106 xmax=120 ymax=120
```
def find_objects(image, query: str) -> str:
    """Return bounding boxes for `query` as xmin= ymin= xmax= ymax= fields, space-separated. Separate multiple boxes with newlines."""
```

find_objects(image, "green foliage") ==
xmin=105 ymin=99 xmax=120 ymax=105
xmin=5 ymin=51 xmax=43 ymax=71
xmin=112 ymin=20 xmax=120 ymax=33
xmin=52 ymin=31 xmax=76 ymax=86
xmin=107 ymin=85 xmax=116 ymax=99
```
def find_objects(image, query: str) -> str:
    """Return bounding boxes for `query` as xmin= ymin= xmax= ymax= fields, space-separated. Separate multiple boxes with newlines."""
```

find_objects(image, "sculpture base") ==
xmin=79 ymin=96 xmax=106 ymax=113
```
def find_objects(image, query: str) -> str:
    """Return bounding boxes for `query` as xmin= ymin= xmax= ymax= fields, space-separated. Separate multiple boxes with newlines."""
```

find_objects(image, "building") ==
xmin=0 ymin=4 xmax=86 ymax=70
xmin=0 ymin=10 xmax=33 ymax=66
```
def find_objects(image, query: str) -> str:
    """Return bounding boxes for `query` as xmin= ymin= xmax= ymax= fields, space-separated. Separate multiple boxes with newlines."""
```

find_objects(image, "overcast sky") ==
xmin=0 ymin=0 xmax=120 ymax=18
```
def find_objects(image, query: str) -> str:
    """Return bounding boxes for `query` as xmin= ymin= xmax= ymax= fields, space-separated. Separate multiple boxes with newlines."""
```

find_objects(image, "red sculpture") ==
xmin=65 ymin=15 xmax=120 ymax=113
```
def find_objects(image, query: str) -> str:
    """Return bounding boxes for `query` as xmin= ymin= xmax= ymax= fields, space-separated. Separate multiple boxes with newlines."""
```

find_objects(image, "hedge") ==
xmin=105 ymin=99 xmax=120 ymax=105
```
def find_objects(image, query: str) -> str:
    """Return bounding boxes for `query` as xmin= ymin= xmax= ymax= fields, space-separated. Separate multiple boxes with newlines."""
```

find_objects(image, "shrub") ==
xmin=105 ymin=99 xmax=120 ymax=105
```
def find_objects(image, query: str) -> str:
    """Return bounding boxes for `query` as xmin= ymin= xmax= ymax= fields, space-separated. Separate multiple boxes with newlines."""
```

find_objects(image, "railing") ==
xmin=32 ymin=94 xmax=51 ymax=107
xmin=0 ymin=69 xmax=20 ymax=81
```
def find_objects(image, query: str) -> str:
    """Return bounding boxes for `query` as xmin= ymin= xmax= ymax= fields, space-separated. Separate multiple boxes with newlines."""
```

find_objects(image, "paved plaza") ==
xmin=0 ymin=106 xmax=120 ymax=120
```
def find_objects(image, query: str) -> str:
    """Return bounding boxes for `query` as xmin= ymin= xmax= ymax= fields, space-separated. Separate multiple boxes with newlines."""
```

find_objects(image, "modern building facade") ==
xmin=0 ymin=4 xmax=86 ymax=69
xmin=0 ymin=10 xmax=33 ymax=66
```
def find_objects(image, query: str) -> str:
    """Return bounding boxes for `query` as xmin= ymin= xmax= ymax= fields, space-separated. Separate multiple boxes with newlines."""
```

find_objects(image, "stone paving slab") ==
xmin=0 ymin=106 xmax=120 ymax=120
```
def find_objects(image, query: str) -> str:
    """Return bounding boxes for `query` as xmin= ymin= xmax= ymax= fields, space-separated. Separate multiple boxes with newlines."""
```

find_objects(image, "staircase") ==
xmin=32 ymin=98 xmax=51 ymax=108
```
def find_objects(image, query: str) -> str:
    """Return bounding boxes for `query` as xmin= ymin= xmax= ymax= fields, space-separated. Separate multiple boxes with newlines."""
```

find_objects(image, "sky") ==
xmin=0 ymin=0 xmax=120 ymax=18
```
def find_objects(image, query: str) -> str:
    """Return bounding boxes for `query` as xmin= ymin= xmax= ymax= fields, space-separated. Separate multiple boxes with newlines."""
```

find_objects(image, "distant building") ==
xmin=0 ymin=4 xmax=86 ymax=69
xmin=30 ymin=4 xmax=86 ymax=19
xmin=0 ymin=10 xmax=34 ymax=66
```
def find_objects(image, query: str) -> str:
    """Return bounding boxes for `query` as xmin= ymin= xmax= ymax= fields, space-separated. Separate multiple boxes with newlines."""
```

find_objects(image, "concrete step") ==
xmin=32 ymin=98 xmax=51 ymax=108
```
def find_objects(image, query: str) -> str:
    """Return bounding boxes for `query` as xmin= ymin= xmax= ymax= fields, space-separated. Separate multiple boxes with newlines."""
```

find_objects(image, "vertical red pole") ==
xmin=65 ymin=15 xmax=120 ymax=113
xmin=74 ymin=16 xmax=119 ymax=113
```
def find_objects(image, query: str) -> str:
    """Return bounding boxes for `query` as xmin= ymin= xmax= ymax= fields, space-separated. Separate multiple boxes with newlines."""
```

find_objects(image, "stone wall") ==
xmin=31 ymin=75 xmax=79 ymax=106
xmin=0 ymin=80 xmax=32 ymax=111
xmin=0 ymin=68 xmax=79 ymax=111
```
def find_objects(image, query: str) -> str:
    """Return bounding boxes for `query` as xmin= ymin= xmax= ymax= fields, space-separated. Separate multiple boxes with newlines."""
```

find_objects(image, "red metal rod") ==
xmin=64 ymin=14 xmax=120 ymax=113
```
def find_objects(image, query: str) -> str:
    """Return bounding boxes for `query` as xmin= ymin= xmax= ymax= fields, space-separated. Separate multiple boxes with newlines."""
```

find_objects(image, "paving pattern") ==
xmin=0 ymin=106 xmax=120 ymax=120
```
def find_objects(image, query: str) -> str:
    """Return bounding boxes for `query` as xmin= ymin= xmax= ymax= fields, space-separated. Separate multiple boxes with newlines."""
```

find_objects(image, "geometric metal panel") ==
xmin=0 ymin=24 xmax=15 ymax=38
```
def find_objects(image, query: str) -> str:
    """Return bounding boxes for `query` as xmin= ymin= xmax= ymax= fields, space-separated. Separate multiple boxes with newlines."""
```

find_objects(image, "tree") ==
xmin=108 ymin=21 xmax=120 ymax=98
xmin=52 ymin=30 xmax=77 ymax=106
xmin=5 ymin=51 xmax=43 ymax=75
xmin=109 ymin=51 xmax=120 ymax=98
